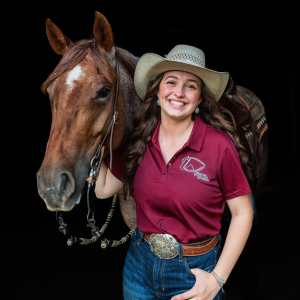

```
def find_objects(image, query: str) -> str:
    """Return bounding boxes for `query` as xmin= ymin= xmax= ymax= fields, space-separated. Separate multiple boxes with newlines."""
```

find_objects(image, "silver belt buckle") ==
xmin=148 ymin=233 xmax=179 ymax=259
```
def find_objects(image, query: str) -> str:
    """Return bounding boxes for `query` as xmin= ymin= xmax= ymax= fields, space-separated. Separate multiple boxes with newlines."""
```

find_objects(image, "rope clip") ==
xmin=113 ymin=111 xmax=118 ymax=124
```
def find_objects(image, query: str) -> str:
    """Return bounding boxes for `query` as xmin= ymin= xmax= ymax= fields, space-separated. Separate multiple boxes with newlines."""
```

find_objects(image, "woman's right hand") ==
xmin=172 ymin=268 xmax=220 ymax=300
xmin=94 ymin=160 xmax=123 ymax=199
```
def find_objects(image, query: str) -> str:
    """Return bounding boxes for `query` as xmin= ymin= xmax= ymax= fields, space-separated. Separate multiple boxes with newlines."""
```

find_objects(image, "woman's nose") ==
xmin=173 ymin=86 xmax=184 ymax=98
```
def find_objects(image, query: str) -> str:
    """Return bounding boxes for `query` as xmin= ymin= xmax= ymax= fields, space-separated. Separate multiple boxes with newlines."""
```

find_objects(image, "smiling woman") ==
xmin=157 ymin=72 xmax=202 ymax=121
xmin=95 ymin=45 xmax=253 ymax=300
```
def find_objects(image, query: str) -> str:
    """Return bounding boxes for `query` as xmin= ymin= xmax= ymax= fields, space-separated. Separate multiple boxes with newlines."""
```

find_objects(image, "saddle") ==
xmin=219 ymin=77 xmax=268 ymax=183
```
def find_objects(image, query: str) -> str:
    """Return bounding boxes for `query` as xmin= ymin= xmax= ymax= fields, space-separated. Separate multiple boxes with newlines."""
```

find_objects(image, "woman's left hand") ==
xmin=171 ymin=268 xmax=220 ymax=300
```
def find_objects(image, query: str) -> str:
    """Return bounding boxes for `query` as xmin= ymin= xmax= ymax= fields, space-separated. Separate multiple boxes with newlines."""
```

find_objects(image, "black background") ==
xmin=2 ymin=2 xmax=299 ymax=299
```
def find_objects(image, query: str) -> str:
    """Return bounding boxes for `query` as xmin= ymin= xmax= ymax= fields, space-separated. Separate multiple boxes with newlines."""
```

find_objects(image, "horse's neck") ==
xmin=119 ymin=56 xmax=141 ymax=143
xmin=110 ymin=59 xmax=140 ymax=151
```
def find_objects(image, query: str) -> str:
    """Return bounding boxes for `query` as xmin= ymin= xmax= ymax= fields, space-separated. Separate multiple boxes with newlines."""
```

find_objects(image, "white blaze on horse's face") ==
xmin=66 ymin=65 xmax=83 ymax=92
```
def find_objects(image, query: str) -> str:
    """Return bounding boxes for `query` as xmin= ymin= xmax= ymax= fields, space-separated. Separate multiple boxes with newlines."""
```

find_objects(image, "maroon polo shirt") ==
xmin=108 ymin=116 xmax=251 ymax=243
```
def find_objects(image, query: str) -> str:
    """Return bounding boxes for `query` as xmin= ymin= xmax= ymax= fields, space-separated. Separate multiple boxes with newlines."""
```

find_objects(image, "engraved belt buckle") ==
xmin=148 ymin=233 xmax=179 ymax=259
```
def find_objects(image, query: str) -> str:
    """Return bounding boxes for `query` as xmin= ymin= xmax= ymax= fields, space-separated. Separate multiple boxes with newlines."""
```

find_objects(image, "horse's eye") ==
xmin=98 ymin=87 xmax=110 ymax=99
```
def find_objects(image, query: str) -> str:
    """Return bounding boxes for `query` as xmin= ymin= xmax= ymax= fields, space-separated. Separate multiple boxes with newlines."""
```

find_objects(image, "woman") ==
xmin=95 ymin=45 xmax=253 ymax=300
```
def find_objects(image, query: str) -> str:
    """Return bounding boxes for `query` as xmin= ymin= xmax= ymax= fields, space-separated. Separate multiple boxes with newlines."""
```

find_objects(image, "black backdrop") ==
xmin=2 ymin=2 xmax=299 ymax=300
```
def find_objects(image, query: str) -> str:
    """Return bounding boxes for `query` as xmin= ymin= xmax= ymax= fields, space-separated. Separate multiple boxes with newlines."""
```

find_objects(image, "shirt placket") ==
xmin=155 ymin=143 xmax=187 ymax=183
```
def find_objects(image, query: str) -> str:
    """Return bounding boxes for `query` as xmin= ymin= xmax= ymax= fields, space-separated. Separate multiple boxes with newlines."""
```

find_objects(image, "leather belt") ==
xmin=143 ymin=233 xmax=219 ymax=257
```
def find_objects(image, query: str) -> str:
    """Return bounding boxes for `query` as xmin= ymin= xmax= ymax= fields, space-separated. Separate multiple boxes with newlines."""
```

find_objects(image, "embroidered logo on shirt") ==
xmin=180 ymin=156 xmax=209 ymax=181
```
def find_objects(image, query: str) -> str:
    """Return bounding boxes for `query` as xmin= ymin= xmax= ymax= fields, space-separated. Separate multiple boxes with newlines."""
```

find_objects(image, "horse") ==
xmin=37 ymin=12 xmax=139 ymax=231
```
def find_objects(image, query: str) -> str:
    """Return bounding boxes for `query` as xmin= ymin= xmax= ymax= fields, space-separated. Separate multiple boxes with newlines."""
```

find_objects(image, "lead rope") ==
xmin=56 ymin=58 xmax=135 ymax=247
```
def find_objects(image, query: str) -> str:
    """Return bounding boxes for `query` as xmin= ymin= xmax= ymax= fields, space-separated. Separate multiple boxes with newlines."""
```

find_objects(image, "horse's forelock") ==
xmin=41 ymin=38 xmax=117 ymax=94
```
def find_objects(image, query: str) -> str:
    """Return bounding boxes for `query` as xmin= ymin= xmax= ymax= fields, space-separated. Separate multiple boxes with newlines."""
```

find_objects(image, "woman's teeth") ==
xmin=170 ymin=100 xmax=185 ymax=106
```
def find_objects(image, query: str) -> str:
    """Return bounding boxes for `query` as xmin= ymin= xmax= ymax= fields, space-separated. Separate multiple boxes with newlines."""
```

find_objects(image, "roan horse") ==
xmin=37 ymin=10 xmax=268 ymax=280
xmin=37 ymin=12 xmax=139 ymax=232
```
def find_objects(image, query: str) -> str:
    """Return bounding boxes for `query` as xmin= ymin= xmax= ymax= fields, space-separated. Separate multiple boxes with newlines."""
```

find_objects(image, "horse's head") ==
xmin=37 ymin=12 xmax=139 ymax=212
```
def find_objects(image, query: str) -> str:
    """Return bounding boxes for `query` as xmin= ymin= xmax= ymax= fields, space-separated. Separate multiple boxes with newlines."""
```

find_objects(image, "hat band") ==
xmin=167 ymin=51 xmax=205 ymax=68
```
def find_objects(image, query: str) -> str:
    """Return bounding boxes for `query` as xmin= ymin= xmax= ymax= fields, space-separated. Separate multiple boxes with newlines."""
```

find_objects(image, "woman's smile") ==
xmin=168 ymin=99 xmax=187 ymax=108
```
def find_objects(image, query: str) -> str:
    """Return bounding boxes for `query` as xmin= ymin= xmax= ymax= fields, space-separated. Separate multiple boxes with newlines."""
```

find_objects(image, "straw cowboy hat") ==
xmin=134 ymin=45 xmax=229 ymax=101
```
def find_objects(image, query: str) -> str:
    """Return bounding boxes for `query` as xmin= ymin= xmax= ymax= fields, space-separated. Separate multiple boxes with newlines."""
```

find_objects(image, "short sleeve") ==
xmin=217 ymin=140 xmax=252 ymax=200
xmin=106 ymin=143 xmax=127 ymax=181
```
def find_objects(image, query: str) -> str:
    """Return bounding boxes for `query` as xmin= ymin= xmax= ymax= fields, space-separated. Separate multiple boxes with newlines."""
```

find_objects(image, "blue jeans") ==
xmin=123 ymin=228 xmax=223 ymax=300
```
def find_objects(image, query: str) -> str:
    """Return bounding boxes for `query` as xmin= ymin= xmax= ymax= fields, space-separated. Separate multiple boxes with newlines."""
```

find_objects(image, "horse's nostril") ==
xmin=60 ymin=172 xmax=75 ymax=200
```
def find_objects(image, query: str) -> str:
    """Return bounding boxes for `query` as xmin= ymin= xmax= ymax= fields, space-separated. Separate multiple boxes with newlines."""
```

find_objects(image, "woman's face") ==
xmin=157 ymin=71 xmax=203 ymax=121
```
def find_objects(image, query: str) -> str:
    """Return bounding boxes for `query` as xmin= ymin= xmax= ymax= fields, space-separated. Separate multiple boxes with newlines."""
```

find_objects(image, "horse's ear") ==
xmin=93 ymin=11 xmax=114 ymax=53
xmin=46 ymin=19 xmax=72 ymax=55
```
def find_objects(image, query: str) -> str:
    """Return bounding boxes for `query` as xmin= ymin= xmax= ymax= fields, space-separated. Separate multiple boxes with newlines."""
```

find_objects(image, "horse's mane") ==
xmin=41 ymin=38 xmax=137 ymax=94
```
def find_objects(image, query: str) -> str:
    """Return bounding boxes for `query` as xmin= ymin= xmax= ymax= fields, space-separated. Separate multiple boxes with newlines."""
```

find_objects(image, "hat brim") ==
xmin=134 ymin=53 xmax=229 ymax=101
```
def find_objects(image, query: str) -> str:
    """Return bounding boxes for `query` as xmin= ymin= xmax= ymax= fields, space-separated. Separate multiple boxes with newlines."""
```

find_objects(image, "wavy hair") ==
xmin=123 ymin=73 xmax=253 ymax=197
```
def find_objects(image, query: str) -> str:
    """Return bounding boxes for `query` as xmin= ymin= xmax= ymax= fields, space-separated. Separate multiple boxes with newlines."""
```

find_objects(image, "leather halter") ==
xmin=89 ymin=58 xmax=120 ymax=179
xmin=56 ymin=58 xmax=121 ymax=246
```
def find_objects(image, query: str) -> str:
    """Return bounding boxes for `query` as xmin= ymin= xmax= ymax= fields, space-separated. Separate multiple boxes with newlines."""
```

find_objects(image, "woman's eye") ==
xmin=97 ymin=87 xmax=110 ymax=99
xmin=167 ymin=81 xmax=175 ymax=85
xmin=187 ymin=85 xmax=196 ymax=89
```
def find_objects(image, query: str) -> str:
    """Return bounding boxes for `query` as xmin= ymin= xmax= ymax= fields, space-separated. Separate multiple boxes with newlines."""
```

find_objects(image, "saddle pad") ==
xmin=236 ymin=86 xmax=265 ymax=123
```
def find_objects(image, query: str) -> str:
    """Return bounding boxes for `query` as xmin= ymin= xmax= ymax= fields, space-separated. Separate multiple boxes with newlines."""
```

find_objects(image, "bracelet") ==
xmin=211 ymin=270 xmax=225 ymax=295
xmin=211 ymin=270 xmax=224 ymax=287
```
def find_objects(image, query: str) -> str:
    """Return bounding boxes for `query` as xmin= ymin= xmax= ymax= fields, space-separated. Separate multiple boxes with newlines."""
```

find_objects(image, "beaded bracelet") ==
xmin=211 ymin=270 xmax=225 ymax=295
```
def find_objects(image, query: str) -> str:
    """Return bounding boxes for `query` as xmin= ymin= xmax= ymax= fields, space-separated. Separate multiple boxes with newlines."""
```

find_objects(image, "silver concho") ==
xmin=148 ymin=233 xmax=179 ymax=259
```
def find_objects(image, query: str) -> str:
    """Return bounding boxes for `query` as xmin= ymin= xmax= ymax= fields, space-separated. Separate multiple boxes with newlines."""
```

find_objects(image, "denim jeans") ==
xmin=123 ymin=228 xmax=223 ymax=300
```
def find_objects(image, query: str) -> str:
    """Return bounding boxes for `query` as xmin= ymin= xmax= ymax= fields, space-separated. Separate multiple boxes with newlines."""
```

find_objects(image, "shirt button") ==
xmin=164 ymin=170 xmax=166 ymax=174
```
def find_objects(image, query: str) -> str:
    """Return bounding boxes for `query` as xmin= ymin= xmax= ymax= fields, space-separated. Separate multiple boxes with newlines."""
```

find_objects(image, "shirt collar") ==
xmin=150 ymin=116 xmax=207 ymax=152
xmin=186 ymin=116 xmax=207 ymax=151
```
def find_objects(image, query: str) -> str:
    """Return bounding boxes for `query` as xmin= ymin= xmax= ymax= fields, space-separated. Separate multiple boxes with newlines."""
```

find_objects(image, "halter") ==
xmin=56 ymin=58 xmax=135 ymax=248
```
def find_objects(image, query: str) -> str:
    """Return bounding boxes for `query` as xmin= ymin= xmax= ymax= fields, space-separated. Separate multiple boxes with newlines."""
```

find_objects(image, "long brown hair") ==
xmin=123 ymin=73 xmax=253 ymax=197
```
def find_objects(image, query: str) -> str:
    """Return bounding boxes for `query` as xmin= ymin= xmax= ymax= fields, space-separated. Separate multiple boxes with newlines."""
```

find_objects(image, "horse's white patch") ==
xmin=66 ymin=65 xmax=82 ymax=92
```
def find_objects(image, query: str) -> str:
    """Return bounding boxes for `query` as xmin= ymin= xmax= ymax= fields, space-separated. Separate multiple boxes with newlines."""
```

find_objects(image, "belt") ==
xmin=143 ymin=232 xmax=219 ymax=258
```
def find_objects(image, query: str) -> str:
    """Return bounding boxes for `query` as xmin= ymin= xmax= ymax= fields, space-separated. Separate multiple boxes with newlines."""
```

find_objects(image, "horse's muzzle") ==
xmin=36 ymin=168 xmax=77 ymax=211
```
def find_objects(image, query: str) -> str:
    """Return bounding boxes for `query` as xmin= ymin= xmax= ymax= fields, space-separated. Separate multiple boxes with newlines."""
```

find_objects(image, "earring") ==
xmin=195 ymin=106 xmax=200 ymax=114
xmin=157 ymin=100 xmax=160 ymax=106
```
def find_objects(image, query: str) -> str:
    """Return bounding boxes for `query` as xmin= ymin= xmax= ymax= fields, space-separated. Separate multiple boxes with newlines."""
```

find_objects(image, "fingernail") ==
xmin=226 ymin=94 xmax=233 ymax=99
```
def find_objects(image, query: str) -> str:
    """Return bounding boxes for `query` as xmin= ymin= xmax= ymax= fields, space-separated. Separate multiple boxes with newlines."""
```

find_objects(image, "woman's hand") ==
xmin=171 ymin=268 xmax=220 ymax=300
